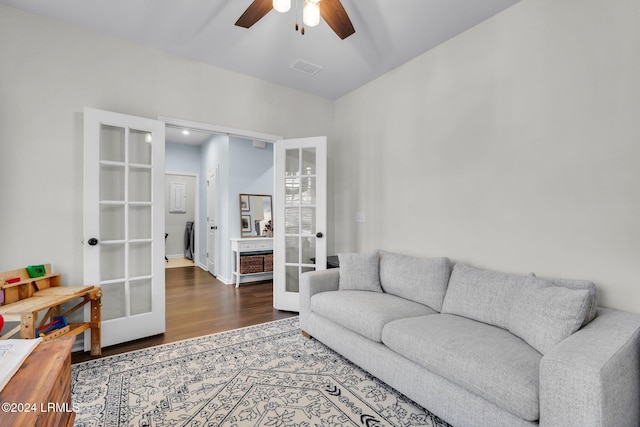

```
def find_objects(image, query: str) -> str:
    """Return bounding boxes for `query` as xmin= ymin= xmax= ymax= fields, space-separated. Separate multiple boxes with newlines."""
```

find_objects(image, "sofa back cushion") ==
xmin=539 ymin=276 xmax=597 ymax=325
xmin=379 ymin=252 xmax=451 ymax=311
xmin=508 ymin=276 xmax=592 ymax=354
xmin=338 ymin=250 xmax=383 ymax=292
xmin=441 ymin=264 xmax=529 ymax=330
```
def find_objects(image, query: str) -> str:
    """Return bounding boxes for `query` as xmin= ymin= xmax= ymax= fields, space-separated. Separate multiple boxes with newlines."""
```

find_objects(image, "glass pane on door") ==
xmin=129 ymin=129 xmax=152 ymax=165
xmin=286 ymin=149 xmax=300 ymax=176
xmin=100 ymin=125 xmax=125 ymax=162
xmin=129 ymin=242 xmax=152 ymax=277
xmin=301 ymin=207 xmax=316 ymax=234
xmin=129 ymin=205 xmax=151 ymax=239
xmin=100 ymin=165 xmax=125 ymax=201
xmin=301 ymin=177 xmax=316 ymax=204
xmin=129 ymin=167 xmax=152 ymax=202
xmin=286 ymin=236 xmax=299 ymax=263
xmin=130 ymin=279 xmax=152 ymax=315
xmin=100 ymin=205 xmax=124 ymax=241
xmin=301 ymin=237 xmax=316 ymax=265
xmin=101 ymin=282 xmax=126 ymax=320
xmin=100 ymin=244 xmax=125 ymax=281
xmin=302 ymin=148 xmax=316 ymax=175
xmin=286 ymin=266 xmax=299 ymax=293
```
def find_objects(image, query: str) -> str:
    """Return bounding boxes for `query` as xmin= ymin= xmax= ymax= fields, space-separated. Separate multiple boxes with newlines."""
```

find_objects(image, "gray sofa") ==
xmin=299 ymin=250 xmax=640 ymax=427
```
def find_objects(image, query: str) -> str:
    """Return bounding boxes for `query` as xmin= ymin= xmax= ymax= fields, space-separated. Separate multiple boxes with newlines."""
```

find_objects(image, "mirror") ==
xmin=239 ymin=194 xmax=273 ymax=238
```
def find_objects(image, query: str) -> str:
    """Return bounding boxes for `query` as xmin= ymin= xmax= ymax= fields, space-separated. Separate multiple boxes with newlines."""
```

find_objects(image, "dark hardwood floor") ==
xmin=72 ymin=267 xmax=296 ymax=364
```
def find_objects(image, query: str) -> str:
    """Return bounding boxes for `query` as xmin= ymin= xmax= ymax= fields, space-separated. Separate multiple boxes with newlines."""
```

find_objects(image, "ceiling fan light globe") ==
xmin=303 ymin=0 xmax=320 ymax=27
xmin=273 ymin=0 xmax=291 ymax=13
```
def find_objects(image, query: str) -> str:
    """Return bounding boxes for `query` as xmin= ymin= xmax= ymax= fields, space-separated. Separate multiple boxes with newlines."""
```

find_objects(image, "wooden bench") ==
xmin=0 ymin=264 xmax=102 ymax=356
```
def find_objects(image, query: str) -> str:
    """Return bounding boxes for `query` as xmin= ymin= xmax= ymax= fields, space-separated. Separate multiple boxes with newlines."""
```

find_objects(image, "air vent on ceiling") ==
xmin=290 ymin=59 xmax=323 ymax=76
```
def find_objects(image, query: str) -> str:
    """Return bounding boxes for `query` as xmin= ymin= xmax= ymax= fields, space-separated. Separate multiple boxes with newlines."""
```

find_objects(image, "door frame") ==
xmin=159 ymin=117 xmax=282 ymax=145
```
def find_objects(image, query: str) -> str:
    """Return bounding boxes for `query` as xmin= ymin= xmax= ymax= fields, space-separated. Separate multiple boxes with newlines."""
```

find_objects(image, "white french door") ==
xmin=274 ymin=137 xmax=327 ymax=312
xmin=83 ymin=108 xmax=166 ymax=350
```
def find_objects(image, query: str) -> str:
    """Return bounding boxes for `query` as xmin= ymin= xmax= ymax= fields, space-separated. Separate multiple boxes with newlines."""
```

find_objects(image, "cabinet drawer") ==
xmin=238 ymin=240 xmax=273 ymax=251
xmin=239 ymin=242 xmax=257 ymax=251
xmin=255 ymin=241 xmax=273 ymax=250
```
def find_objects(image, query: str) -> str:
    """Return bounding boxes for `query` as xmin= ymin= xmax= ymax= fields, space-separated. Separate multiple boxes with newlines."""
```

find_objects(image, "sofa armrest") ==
xmin=539 ymin=308 xmax=640 ymax=427
xmin=299 ymin=269 xmax=340 ymax=332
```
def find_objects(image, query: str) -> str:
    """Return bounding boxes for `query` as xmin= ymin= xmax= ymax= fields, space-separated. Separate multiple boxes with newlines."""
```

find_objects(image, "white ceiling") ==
xmin=165 ymin=126 xmax=216 ymax=146
xmin=0 ymin=0 xmax=521 ymax=100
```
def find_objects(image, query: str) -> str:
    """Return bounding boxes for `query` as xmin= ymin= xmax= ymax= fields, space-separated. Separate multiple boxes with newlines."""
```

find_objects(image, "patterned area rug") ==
xmin=72 ymin=318 xmax=451 ymax=427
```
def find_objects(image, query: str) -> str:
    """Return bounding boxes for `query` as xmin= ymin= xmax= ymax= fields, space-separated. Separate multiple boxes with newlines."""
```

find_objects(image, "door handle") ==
xmin=88 ymin=238 xmax=99 ymax=246
xmin=316 ymin=232 xmax=323 ymax=238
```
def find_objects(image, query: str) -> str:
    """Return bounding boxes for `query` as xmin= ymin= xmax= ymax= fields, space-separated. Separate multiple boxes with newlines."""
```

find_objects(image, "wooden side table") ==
xmin=0 ymin=338 xmax=76 ymax=426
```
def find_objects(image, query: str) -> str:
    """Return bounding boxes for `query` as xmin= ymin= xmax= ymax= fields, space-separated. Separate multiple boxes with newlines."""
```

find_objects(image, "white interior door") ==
xmin=207 ymin=166 xmax=219 ymax=276
xmin=83 ymin=107 xmax=166 ymax=350
xmin=274 ymin=137 xmax=327 ymax=312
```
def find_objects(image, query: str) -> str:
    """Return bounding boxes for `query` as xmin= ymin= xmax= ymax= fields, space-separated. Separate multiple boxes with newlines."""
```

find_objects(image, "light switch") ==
xmin=355 ymin=212 xmax=366 ymax=223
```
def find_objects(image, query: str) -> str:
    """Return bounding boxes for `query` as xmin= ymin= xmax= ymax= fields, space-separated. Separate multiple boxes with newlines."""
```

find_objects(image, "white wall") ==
xmin=333 ymin=0 xmax=640 ymax=314
xmin=228 ymin=137 xmax=274 ymax=240
xmin=0 ymin=5 xmax=334 ymax=288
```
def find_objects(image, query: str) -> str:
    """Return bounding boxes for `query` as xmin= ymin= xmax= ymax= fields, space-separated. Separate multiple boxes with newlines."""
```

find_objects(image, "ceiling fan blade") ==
xmin=320 ymin=0 xmax=355 ymax=40
xmin=235 ymin=0 xmax=273 ymax=28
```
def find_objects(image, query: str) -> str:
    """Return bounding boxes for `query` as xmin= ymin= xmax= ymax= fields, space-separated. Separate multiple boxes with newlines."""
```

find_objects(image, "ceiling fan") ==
xmin=235 ymin=0 xmax=355 ymax=40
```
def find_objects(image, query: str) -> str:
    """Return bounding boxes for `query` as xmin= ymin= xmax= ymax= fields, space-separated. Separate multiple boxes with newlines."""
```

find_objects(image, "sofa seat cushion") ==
xmin=310 ymin=291 xmax=436 ymax=342
xmin=382 ymin=314 xmax=542 ymax=421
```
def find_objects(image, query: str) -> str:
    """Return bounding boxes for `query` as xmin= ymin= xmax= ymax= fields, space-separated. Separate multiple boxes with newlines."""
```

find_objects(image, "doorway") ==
xmin=161 ymin=116 xmax=282 ymax=284
xmin=164 ymin=125 xmax=214 ymax=270
xmin=165 ymin=173 xmax=197 ymax=269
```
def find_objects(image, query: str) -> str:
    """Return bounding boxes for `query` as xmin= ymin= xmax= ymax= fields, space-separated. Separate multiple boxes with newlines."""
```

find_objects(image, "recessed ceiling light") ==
xmin=182 ymin=130 xmax=190 ymax=136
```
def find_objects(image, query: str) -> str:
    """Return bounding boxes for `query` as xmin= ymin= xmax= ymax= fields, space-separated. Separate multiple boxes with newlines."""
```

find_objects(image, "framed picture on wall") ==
xmin=240 ymin=195 xmax=250 ymax=211
xmin=241 ymin=215 xmax=252 ymax=232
